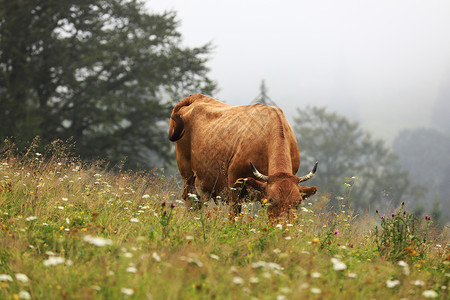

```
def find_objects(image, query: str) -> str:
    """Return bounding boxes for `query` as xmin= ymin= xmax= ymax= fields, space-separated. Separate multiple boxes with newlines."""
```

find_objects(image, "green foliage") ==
xmin=0 ymin=0 xmax=216 ymax=169
xmin=158 ymin=200 xmax=176 ymax=240
xmin=374 ymin=202 xmax=431 ymax=262
xmin=293 ymin=106 xmax=411 ymax=210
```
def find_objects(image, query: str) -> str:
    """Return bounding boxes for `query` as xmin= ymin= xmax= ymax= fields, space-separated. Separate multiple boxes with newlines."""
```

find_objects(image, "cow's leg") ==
xmin=181 ymin=172 xmax=200 ymax=209
xmin=227 ymin=175 xmax=249 ymax=219
xmin=227 ymin=187 xmax=242 ymax=218
xmin=190 ymin=177 xmax=216 ymax=210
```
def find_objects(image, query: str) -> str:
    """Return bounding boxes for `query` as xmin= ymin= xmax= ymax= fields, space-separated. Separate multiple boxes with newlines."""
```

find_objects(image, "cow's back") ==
xmin=170 ymin=94 xmax=300 ymax=195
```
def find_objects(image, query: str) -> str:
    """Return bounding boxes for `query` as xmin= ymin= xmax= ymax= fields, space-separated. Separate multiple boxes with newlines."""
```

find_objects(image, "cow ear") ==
xmin=243 ymin=177 xmax=267 ymax=193
xmin=298 ymin=186 xmax=318 ymax=199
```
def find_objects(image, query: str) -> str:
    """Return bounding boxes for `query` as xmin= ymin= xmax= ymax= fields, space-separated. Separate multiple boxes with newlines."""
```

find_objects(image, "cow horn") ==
xmin=250 ymin=162 xmax=269 ymax=182
xmin=298 ymin=161 xmax=318 ymax=183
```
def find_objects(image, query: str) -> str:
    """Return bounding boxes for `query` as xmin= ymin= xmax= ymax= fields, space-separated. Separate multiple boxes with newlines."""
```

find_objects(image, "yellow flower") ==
xmin=312 ymin=238 xmax=320 ymax=244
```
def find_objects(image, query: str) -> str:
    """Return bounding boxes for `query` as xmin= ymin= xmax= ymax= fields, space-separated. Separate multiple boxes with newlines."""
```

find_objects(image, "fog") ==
xmin=147 ymin=0 xmax=450 ymax=142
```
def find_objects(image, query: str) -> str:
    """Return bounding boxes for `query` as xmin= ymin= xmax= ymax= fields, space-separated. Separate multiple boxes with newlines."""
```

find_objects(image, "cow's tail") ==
xmin=168 ymin=112 xmax=184 ymax=141
xmin=168 ymin=95 xmax=198 ymax=141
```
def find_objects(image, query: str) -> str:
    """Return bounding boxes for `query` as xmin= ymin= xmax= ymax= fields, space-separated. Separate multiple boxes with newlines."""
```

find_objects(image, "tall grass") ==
xmin=0 ymin=140 xmax=448 ymax=299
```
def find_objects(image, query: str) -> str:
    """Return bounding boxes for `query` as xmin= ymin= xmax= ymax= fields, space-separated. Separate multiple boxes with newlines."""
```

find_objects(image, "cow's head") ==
xmin=248 ymin=162 xmax=318 ymax=219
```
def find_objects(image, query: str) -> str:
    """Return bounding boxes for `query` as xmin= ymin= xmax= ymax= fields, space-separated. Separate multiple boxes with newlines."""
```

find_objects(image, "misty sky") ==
xmin=146 ymin=0 xmax=450 ymax=142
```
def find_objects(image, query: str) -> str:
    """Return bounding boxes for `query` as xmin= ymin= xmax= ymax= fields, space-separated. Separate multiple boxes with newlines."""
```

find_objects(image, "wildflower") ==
xmin=161 ymin=201 xmax=166 ymax=207
xmin=330 ymin=258 xmax=347 ymax=271
xmin=249 ymin=277 xmax=259 ymax=284
xmin=83 ymin=235 xmax=113 ymax=247
xmin=311 ymin=272 xmax=321 ymax=278
xmin=312 ymin=238 xmax=320 ymax=244
xmin=58 ymin=206 xmax=64 ymax=210
xmin=267 ymin=262 xmax=283 ymax=271
xmin=376 ymin=209 xmax=379 ymax=214
xmin=347 ymin=273 xmax=357 ymax=278
xmin=0 ymin=274 xmax=13 ymax=282
xmin=152 ymin=252 xmax=161 ymax=262
xmin=251 ymin=261 xmax=267 ymax=269
xmin=380 ymin=216 xmax=385 ymax=219
xmin=412 ymin=280 xmax=425 ymax=286
xmin=334 ymin=230 xmax=339 ymax=235
xmin=126 ymin=266 xmax=137 ymax=273
xmin=25 ymin=216 xmax=37 ymax=221
xmin=142 ymin=194 xmax=150 ymax=199
xmin=186 ymin=255 xmax=203 ymax=267
xmin=18 ymin=291 xmax=31 ymax=300
xmin=188 ymin=193 xmax=198 ymax=201
xmin=91 ymin=285 xmax=101 ymax=291
xmin=232 ymin=277 xmax=244 ymax=285
xmin=310 ymin=287 xmax=322 ymax=294
xmin=299 ymin=283 xmax=309 ymax=290
xmin=170 ymin=203 xmax=176 ymax=209
xmin=276 ymin=224 xmax=283 ymax=230
xmin=185 ymin=235 xmax=194 ymax=240
xmin=401 ymin=201 xmax=405 ymax=206
xmin=209 ymin=254 xmax=219 ymax=260
xmin=121 ymin=288 xmax=134 ymax=296
xmin=15 ymin=273 xmax=29 ymax=283
xmin=273 ymin=248 xmax=281 ymax=254
xmin=422 ymin=290 xmax=438 ymax=298
xmin=386 ymin=279 xmax=400 ymax=288
xmin=391 ymin=213 xmax=395 ymax=217
xmin=398 ymin=260 xmax=410 ymax=275
xmin=130 ymin=218 xmax=139 ymax=223
xmin=62 ymin=197 xmax=68 ymax=201
xmin=43 ymin=256 xmax=65 ymax=266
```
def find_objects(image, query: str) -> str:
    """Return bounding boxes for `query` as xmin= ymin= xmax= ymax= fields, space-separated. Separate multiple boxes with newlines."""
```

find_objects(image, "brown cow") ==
xmin=168 ymin=94 xmax=318 ymax=219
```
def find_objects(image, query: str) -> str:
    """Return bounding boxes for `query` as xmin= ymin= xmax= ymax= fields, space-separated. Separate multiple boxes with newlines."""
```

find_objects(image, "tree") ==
xmin=0 ymin=0 xmax=216 ymax=168
xmin=293 ymin=106 xmax=410 ymax=211
xmin=393 ymin=127 xmax=450 ymax=223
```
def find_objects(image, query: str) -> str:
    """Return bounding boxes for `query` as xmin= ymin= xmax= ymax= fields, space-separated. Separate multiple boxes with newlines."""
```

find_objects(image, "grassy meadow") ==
xmin=0 ymin=141 xmax=449 ymax=299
